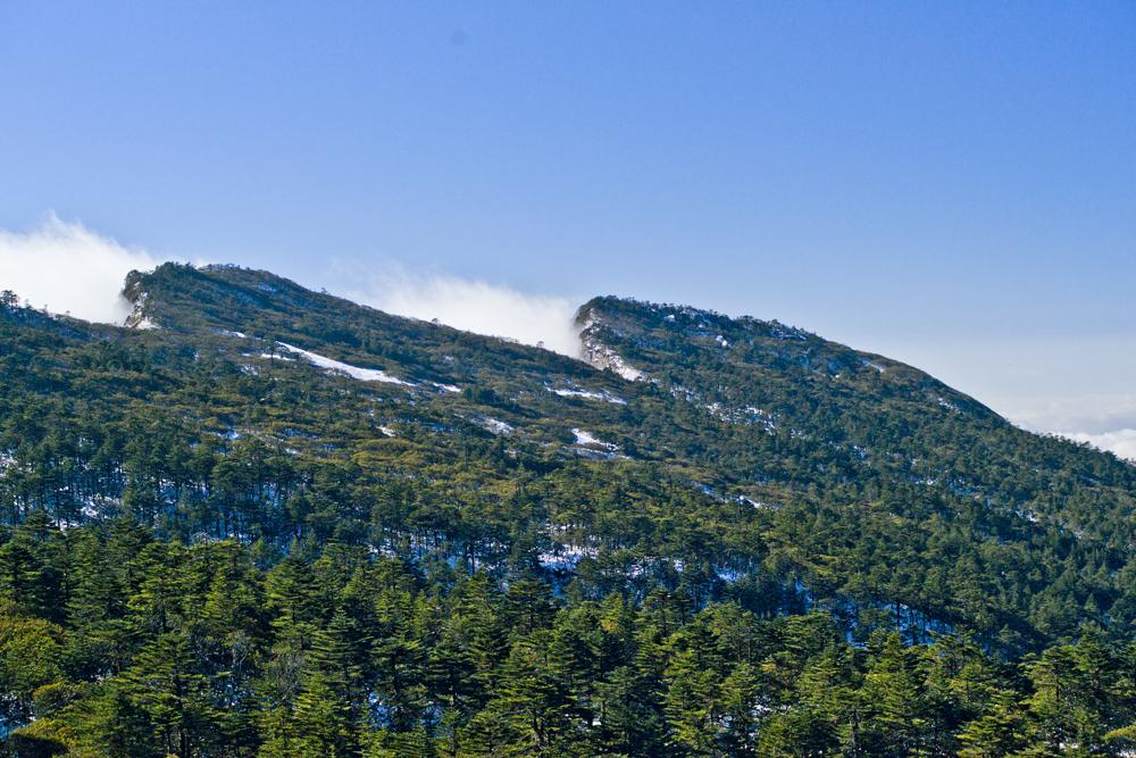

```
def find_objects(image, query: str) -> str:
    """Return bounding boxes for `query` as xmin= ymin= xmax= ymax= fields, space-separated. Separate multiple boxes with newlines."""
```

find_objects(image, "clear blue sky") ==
xmin=0 ymin=1 xmax=1133 ymax=443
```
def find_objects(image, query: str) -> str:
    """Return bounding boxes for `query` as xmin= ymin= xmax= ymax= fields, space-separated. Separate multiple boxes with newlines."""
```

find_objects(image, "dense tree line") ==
xmin=2 ymin=517 xmax=1136 ymax=756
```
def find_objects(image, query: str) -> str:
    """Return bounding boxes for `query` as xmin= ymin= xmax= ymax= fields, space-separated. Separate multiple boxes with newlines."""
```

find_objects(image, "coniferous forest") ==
xmin=2 ymin=264 xmax=1136 ymax=756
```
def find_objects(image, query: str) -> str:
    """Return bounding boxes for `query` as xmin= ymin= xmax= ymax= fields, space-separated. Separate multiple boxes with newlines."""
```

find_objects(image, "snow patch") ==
xmin=432 ymin=382 xmax=461 ymax=393
xmin=276 ymin=343 xmax=414 ymax=386
xmin=538 ymin=543 xmax=598 ymax=572
xmin=716 ymin=567 xmax=744 ymax=583
xmin=570 ymin=428 xmax=626 ymax=459
xmin=610 ymin=362 xmax=643 ymax=381
xmin=478 ymin=417 xmax=514 ymax=436
xmin=578 ymin=319 xmax=645 ymax=381
xmin=572 ymin=428 xmax=618 ymax=450
xmin=548 ymin=386 xmax=627 ymax=405
xmin=704 ymin=402 xmax=778 ymax=432
xmin=124 ymin=290 xmax=159 ymax=329
xmin=737 ymin=494 xmax=777 ymax=510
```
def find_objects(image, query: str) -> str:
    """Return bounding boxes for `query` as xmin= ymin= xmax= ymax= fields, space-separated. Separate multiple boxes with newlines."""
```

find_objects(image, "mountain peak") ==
xmin=4 ymin=260 xmax=1136 ymax=671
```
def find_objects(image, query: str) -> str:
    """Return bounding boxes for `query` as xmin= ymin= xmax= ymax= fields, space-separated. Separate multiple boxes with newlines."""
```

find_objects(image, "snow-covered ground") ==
xmin=547 ymin=386 xmax=627 ymax=405
xmin=478 ymin=417 xmax=514 ymax=436
xmin=538 ymin=542 xmax=599 ymax=571
xmin=578 ymin=320 xmax=644 ymax=381
xmin=572 ymin=428 xmax=619 ymax=451
xmin=432 ymin=382 xmax=461 ymax=393
xmin=276 ymin=343 xmax=414 ymax=386
xmin=605 ymin=358 xmax=642 ymax=381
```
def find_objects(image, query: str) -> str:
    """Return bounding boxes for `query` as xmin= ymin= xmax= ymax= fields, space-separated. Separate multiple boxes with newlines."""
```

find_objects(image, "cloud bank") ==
xmin=1007 ymin=394 xmax=1136 ymax=463
xmin=345 ymin=268 xmax=582 ymax=357
xmin=1066 ymin=429 xmax=1136 ymax=463
xmin=0 ymin=214 xmax=585 ymax=354
xmin=0 ymin=214 xmax=160 ymax=323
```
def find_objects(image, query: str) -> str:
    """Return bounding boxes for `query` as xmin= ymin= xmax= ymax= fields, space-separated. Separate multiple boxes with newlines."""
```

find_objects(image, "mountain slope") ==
xmin=577 ymin=295 xmax=1133 ymax=538
xmin=6 ymin=263 xmax=1136 ymax=754
xmin=1 ymin=263 xmax=1134 ymax=653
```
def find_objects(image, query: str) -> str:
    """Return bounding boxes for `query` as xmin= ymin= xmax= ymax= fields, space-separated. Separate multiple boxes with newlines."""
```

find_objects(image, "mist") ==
xmin=344 ymin=267 xmax=583 ymax=358
xmin=0 ymin=214 xmax=160 ymax=323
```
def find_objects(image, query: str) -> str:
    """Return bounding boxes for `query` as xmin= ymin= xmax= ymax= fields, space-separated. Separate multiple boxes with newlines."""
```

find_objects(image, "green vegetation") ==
xmin=0 ymin=265 xmax=1133 ymax=754
xmin=4 ymin=520 xmax=1136 ymax=756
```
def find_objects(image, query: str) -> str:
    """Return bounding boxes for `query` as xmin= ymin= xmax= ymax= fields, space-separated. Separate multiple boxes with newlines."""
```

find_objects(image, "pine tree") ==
xmin=371 ymin=586 xmax=428 ymax=732
xmin=122 ymin=631 xmax=215 ymax=757
xmin=663 ymin=618 xmax=726 ymax=755
xmin=593 ymin=664 xmax=666 ymax=756
xmin=957 ymin=688 xmax=1029 ymax=757
xmin=858 ymin=632 xmax=931 ymax=755
xmin=465 ymin=630 xmax=576 ymax=756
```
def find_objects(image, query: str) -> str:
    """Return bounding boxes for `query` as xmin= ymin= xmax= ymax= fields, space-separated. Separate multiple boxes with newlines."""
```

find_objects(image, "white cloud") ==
xmin=0 ymin=213 xmax=161 ymax=323
xmin=1065 ymin=429 xmax=1136 ymax=463
xmin=345 ymin=267 xmax=582 ymax=357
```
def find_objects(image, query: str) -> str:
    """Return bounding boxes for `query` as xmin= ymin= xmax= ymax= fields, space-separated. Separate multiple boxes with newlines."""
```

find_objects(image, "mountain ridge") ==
xmin=123 ymin=263 xmax=1007 ymax=425
xmin=4 ymin=261 xmax=1136 ymax=752
xmin=0 ymin=260 xmax=1133 ymax=652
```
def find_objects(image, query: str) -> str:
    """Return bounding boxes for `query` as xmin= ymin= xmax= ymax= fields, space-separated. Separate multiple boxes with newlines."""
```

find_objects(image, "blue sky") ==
xmin=0 ymin=1 xmax=1133 ymax=453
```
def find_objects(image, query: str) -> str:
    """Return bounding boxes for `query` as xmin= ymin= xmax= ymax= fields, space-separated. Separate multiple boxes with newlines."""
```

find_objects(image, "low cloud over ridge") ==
xmin=0 ymin=214 xmax=160 ymax=323
xmin=1067 ymin=429 xmax=1136 ymax=463
xmin=345 ymin=267 xmax=582 ymax=358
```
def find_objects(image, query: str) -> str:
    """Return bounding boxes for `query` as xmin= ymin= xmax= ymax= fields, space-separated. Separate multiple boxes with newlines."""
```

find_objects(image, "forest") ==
xmin=1 ymin=264 xmax=1135 ymax=755
xmin=4 ymin=516 xmax=1136 ymax=756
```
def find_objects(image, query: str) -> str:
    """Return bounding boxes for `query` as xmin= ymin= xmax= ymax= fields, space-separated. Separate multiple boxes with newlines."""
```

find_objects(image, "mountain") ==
xmin=1 ymin=263 xmax=1135 ymax=754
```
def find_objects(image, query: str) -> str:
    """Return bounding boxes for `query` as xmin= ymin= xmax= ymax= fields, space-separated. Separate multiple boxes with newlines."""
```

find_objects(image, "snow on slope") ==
xmin=432 ymin=382 xmax=461 ymax=393
xmin=277 ymin=343 xmax=414 ymax=386
xmin=578 ymin=317 xmax=644 ymax=381
xmin=572 ymin=428 xmax=619 ymax=451
xmin=478 ymin=417 xmax=515 ymax=436
xmin=547 ymin=386 xmax=627 ymax=405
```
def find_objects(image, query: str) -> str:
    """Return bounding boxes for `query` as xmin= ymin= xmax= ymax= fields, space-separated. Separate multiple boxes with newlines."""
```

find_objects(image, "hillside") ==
xmin=1 ymin=263 xmax=1134 ymax=755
